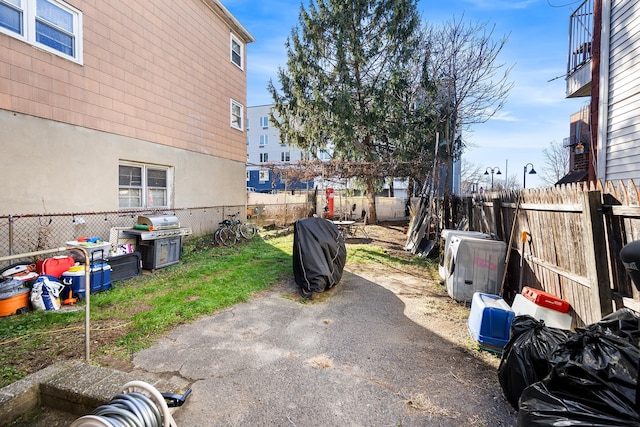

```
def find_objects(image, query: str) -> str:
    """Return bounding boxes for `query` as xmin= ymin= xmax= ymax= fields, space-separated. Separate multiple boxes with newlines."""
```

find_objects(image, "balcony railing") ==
xmin=567 ymin=0 xmax=594 ymax=76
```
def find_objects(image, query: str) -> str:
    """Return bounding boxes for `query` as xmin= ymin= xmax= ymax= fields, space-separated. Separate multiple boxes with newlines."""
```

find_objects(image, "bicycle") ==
xmin=226 ymin=211 xmax=257 ymax=240
xmin=213 ymin=212 xmax=257 ymax=246
xmin=213 ymin=218 xmax=237 ymax=246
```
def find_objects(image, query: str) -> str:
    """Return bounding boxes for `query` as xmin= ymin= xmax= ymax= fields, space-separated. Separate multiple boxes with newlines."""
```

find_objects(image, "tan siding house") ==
xmin=0 ymin=0 xmax=254 ymax=215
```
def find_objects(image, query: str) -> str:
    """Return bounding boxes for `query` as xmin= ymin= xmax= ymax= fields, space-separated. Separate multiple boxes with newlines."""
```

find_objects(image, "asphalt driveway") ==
xmin=131 ymin=260 xmax=517 ymax=426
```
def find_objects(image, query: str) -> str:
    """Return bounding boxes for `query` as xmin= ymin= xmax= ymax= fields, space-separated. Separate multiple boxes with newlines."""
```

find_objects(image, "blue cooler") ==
xmin=61 ymin=263 xmax=112 ymax=299
xmin=468 ymin=292 xmax=514 ymax=353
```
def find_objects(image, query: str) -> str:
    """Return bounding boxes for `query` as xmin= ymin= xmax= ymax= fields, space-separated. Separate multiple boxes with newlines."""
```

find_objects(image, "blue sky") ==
xmin=223 ymin=0 xmax=586 ymax=189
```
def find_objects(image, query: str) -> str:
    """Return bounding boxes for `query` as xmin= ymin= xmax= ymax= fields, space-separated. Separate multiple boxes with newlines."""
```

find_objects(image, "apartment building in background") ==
xmin=246 ymin=104 xmax=314 ymax=193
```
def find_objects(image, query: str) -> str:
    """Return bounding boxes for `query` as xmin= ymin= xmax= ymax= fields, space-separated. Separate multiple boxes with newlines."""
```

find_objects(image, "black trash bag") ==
xmin=594 ymin=307 xmax=640 ymax=347
xmin=497 ymin=315 xmax=572 ymax=409
xmin=518 ymin=380 xmax=640 ymax=427
xmin=518 ymin=312 xmax=640 ymax=426
xmin=292 ymin=217 xmax=346 ymax=297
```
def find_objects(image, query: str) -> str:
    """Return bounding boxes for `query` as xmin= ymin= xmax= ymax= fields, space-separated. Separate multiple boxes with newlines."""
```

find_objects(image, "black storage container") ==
xmin=106 ymin=252 xmax=143 ymax=282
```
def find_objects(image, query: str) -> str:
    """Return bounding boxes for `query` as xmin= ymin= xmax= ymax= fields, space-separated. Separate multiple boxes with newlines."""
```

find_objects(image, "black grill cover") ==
xmin=293 ymin=218 xmax=346 ymax=295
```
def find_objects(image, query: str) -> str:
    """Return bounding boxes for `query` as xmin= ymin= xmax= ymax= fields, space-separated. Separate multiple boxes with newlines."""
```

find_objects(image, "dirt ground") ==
xmin=350 ymin=221 xmax=503 ymax=364
xmin=130 ymin=220 xmax=517 ymax=426
xmin=342 ymin=222 xmax=517 ymax=423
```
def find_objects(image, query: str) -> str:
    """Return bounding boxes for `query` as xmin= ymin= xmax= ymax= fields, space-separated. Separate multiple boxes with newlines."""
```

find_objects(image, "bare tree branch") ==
xmin=540 ymin=140 xmax=569 ymax=186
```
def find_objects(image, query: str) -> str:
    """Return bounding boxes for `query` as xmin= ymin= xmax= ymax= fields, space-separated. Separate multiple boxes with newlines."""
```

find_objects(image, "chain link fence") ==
xmin=0 ymin=202 xmax=314 ymax=270
xmin=0 ymin=206 xmax=239 ymax=269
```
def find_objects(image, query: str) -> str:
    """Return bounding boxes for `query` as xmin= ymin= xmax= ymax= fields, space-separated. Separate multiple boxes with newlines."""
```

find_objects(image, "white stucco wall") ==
xmin=0 ymin=111 xmax=245 ymax=215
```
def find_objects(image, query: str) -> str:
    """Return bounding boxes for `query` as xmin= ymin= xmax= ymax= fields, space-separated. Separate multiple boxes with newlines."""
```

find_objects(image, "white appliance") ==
xmin=444 ymin=235 xmax=507 ymax=303
xmin=438 ymin=229 xmax=489 ymax=279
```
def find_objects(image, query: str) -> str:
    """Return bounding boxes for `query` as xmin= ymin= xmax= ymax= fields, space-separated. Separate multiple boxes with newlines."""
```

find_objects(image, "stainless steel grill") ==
xmin=123 ymin=215 xmax=193 ymax=241
xmin=123 ymin=215 xmax=192 ymax=270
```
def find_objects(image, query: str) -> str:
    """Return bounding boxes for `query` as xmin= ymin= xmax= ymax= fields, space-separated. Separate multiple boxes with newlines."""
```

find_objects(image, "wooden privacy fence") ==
xmin=460 ymin=180 xmax=640 ymax=328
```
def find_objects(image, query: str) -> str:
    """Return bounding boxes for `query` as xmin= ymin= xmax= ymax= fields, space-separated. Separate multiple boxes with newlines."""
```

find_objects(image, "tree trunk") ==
xmin=366 ymin=177 xmax=377 ymax=224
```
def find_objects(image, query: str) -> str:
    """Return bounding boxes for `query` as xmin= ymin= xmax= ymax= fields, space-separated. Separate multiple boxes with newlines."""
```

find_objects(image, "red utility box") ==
xmin=325 ymin=188 xmax=335 ymax=218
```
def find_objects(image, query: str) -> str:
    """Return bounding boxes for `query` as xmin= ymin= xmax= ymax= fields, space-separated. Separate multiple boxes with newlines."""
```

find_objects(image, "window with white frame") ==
xmin=230 ymin=33 xmax=243 ymax=69
xmin=0 ymin=0 xmax=83 ymax=63
xmin=230 ymin=99 xmax=243 ymax=130
xmin=281 ymin=151 xmax=290 ymax=162
xmin=259 ymin=116 xmax=269 ymax=128
xmin=118 ymin=163 xmax=171 ymax=209
xmin=260 ymin=153 xmax=268 ymax=163
xmin=259 ymin=134 xmax=268 ymax=147
xmin=259 ymin=170 xmax=269 ymax=182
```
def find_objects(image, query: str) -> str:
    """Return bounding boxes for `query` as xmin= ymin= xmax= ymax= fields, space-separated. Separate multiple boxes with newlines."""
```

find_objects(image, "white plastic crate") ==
xmin=511 ymin=294 xmax=573 ymax=330
xmin=65 ymin=240 xmax=112 ymax=261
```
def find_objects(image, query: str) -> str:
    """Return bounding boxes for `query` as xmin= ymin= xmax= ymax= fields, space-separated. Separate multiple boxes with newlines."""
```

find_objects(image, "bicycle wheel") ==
xmin=218 ymin=227 xmax=237 ymax=246
xmin=239 ymin=223 xmax=256 ymax=239
xmin=213 ymin=228 xmax=224 ymax=246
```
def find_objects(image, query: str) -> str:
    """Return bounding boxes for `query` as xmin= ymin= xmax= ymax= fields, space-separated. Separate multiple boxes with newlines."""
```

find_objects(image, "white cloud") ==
xmin=489 ymin=111 xmax=519 ymax=122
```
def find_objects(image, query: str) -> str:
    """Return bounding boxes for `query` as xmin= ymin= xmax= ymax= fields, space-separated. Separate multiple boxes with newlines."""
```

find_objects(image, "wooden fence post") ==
xmin=444 ymin=195 xmax=451 ymax=230
xmin=581 ymin=190 xmax=613 ymax=319
xmin=492 ymin=196 xmax=503 ymax=240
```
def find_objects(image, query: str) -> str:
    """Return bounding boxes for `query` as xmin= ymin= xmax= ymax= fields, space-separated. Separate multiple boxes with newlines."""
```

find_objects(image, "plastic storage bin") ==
xmin=61 ymin=263 xmax=112 ymax=299
xmin=106 ymin=252 xmax=143 ymax=282
xmin=438 ymin=230 xmax=489 ymax=280
xmin=521 ymin=286 xmax=570 ymax=313
xmin=511 ymin=294 xmax=572 ymax=330
xmin=0 ymin=287 xmax=30 ymax=317
xmin=65 ymin=241 xmax=111 ymax=261
xmin=468 ymin=292 xmax=515 ymax=353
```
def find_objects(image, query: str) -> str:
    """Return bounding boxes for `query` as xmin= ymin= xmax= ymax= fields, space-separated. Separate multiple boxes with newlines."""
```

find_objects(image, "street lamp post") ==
xmin=484 ymin=167 xmax=502 ymax=191
xmin=523 ymin=163 xmax=537 ymax=189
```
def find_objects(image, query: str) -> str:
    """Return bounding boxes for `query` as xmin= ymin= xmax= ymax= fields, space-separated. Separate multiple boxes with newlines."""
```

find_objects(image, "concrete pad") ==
xmin=131 ymin=271 xmax=516 ymax=426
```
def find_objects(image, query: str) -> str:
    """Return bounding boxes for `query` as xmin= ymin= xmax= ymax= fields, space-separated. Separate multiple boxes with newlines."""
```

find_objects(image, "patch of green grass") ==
xmin=107 ymin=238 xmax=293 ymax=351
xmin=0 ymin=364 xmax=26 ymax=385
xmin=346 ymin=244 xmax=435 ymax=269
xmin=0 ymin=231 xmax=434 ymax=388
xmin=0 ymin=236 xmax=293 ymax=387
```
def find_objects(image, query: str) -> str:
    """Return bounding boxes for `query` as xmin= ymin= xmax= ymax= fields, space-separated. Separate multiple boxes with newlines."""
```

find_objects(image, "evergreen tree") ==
xmin=268 ymin=0 xmax=429 ymax=223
